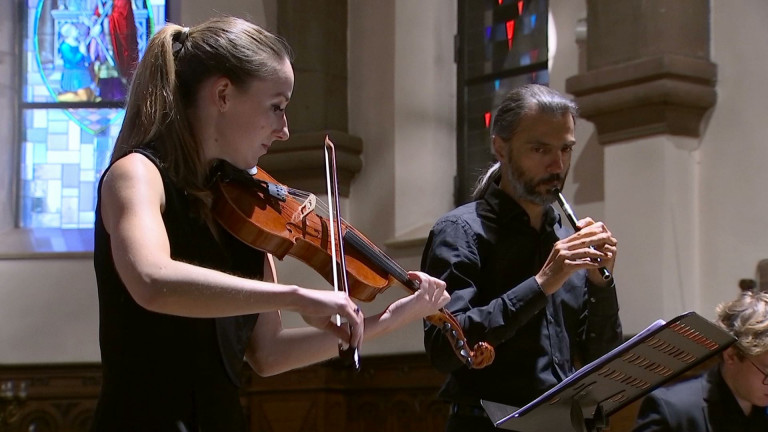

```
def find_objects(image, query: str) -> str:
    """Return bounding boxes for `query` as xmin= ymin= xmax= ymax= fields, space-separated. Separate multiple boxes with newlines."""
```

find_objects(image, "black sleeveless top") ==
xmin=91 ymin=146 xmax=264 ymax=432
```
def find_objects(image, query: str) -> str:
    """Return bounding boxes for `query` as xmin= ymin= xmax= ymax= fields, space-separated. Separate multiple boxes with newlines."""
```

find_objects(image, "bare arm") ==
xmin=100 ymin=153 xmax=362 ymax=327
xmin=246 ymin=267 xmax=449 ymax=377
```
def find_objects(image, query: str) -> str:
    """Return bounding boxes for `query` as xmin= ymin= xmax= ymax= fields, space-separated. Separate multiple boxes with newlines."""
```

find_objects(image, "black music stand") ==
xmin=481 ymin=311 xmax=736 ymax=432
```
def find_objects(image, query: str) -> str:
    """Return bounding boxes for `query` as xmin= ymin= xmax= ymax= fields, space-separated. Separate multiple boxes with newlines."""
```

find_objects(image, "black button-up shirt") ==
xmin=634 ymin=366 xmax=768 ymax=432
xmin=422 ymin=181 xmax=622 ymax=409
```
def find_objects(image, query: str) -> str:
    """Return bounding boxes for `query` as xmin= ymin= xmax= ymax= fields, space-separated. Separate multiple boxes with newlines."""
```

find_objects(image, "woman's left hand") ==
xmin=384 ymin=272 xmax=449 ymax=322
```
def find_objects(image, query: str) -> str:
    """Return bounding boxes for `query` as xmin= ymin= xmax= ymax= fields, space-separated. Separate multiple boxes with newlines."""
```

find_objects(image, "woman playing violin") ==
xmin=92 ymin=16 xmax=448 ymax=432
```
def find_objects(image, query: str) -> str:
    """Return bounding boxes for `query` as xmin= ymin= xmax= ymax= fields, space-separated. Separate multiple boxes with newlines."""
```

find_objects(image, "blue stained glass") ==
xmin=19 ymin=1 xmax=167 ymax=230
xmin=47 ymin=133 xmax=68 ymax=151
xmin=81 ymin=144 xmax=95 ymax=170
xmin=26 ymin=127 xmax=48 ymax=144
xmin=62 ymin=196 xmax=78 ymax=225
xmin=79 ymin=183 xmax=95 ymax=212
xmin=35 ymin=164 xmax=62 ymax=181
xmin=522 ymin=14 xmax=538 ymax=36
xmin=80 ymin=131 xmax=95 ymax=145
xmin=464 ymin=0 xmax=548 ymax=78
xmin=62 ymin=164 xmax=80 ymax=188
xmin=80 ymin=212 xmax=96 ymax=226
xmin=49 ymin=119 xmax=68 ymax=134
xmin=34 ymin=142 xmax=48 ymax=164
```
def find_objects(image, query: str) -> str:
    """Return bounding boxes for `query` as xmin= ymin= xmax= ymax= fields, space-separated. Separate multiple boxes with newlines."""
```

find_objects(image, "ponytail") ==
xmin=112 ymin=24 xmax=188 ymax=163
xmin=471 ymin=162 xmax=501 ymax=201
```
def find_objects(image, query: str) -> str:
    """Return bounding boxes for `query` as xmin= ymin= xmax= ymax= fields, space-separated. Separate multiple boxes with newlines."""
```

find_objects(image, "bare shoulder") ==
xmin=100 ymin=153 xmax=165 ymax=233
xmin=102 ymin=153 xmax=161 ymax=190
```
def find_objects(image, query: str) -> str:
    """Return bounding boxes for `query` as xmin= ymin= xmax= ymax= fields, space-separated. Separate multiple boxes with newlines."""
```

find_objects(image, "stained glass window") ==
xmin=456 ymin=0 xmax=549 ymax=204
xmin=20 ymin=0 xmax=167 ymax=230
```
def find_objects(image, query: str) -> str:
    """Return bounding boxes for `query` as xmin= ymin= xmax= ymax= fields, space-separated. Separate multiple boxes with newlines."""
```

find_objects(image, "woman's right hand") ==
xmin=296 ymin=288 xmax=364 ymax=349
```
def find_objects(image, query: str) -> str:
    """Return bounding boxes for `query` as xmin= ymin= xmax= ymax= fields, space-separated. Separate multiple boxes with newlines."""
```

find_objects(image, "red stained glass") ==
xmin=506 ymin=20 xmax=515 ymax=50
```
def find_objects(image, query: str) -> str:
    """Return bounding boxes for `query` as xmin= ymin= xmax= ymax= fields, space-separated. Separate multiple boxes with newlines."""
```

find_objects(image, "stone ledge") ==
xmin=566 ymin=55 xmax=717 ymax=144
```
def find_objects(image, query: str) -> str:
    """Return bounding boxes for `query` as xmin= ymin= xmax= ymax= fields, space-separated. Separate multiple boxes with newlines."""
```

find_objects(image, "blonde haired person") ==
xmin=633 ymin=290 xmax=768 ymax=431
xmin=92 ymin=16 xmax=448 ymax=431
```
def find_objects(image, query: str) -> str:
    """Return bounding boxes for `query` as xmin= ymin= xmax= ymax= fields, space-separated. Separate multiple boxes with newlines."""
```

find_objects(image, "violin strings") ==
xmin=285 ymin=187 xmax=364 ymax=234
xmin=286 ymin=188 xmax=335 ymax=219
xmin=284 ymin=187 xmax=410 ymax=285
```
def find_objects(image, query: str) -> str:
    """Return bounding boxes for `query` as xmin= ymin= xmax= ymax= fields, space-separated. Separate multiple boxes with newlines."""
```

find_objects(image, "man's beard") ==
xmin=505 ymin=156 xmax=566 ymax=206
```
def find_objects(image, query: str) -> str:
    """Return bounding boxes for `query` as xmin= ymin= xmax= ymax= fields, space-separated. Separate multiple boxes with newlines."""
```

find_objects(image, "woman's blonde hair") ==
xmin=111 ymin=16 xmax=292 ymax=220
xmin=716 ymin=290 xmax=768 ymax=357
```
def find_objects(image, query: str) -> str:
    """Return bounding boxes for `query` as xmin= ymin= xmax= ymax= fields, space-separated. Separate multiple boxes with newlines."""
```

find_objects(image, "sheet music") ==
xmin=485 ymin=311 xmax=736 ymax=431
xmin=514 ymin=319 xmax=666 ymax=416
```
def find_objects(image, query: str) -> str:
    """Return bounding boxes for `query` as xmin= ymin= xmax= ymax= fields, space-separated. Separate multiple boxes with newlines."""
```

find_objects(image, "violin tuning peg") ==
xmin=442 ymin=322 xmax=452 ymax=332
xmin=454 ymin=339 xmax=464 ymax=349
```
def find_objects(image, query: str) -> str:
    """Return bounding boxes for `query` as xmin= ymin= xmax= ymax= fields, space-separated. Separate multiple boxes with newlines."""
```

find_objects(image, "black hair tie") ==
xmin=172 ymin=27 xmax=190 ymax=58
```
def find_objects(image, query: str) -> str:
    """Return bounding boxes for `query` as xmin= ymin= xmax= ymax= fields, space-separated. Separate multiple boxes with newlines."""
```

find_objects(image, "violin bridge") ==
xmin=292 ymin=193 xmax=317 ymax=224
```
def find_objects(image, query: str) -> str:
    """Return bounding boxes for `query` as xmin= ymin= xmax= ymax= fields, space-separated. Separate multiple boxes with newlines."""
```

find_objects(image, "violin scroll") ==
xmin=396 ymin=277 xmax=494 ymax=369
xmin=425 ymin=311 xmax=495 ymax=369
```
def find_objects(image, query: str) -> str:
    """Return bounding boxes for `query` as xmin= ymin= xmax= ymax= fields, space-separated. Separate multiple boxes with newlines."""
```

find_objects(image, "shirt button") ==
xmin=590 ymin=297 xmax=596 ymax=303
xmin=553 ymin=356 xmax=559 ymax=364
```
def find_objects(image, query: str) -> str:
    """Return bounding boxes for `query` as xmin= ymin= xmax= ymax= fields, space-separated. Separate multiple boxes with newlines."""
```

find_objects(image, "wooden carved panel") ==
xmin=0 ymin=363 xmax=100 ymax=432
xmin=0 ymin=352 xmax=722 ymax=431
xmin=0 ymin=355 xmax=449 ymax=432
xmin=241 ymin=354 xmax=448 ymax=432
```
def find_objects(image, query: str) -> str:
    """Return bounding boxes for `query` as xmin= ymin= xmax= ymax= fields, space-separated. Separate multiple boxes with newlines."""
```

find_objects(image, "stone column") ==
xmin=566 ymin=0 xmax=716 ymax=144
xmin=259 ymin=0 xmax=362 ymax=196
xmin=565 ymin=0 xmax=717 ymax=331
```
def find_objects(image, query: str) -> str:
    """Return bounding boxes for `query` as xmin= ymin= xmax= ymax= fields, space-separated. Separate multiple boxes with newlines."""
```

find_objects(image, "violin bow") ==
xmin=324 ymin=136 xmax=360 ymax=371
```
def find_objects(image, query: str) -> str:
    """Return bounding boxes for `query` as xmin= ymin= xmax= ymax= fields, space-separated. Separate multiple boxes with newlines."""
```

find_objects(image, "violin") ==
xmin=211 ymin=161 xmax=495 ymax=369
